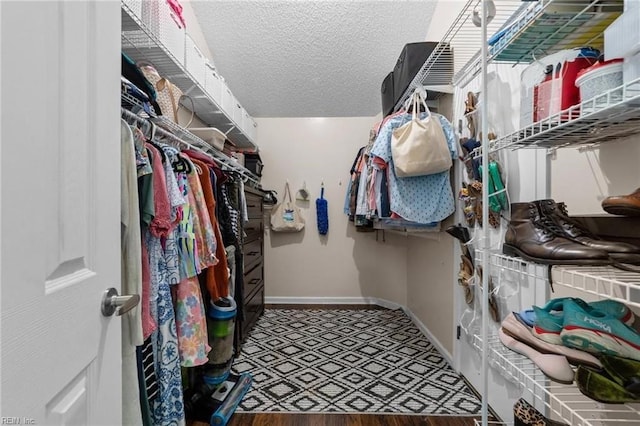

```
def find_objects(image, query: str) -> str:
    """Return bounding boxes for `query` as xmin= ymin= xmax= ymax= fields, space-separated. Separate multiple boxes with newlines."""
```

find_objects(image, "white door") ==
xmin=1 ymin=1 xmax=122 ymax=424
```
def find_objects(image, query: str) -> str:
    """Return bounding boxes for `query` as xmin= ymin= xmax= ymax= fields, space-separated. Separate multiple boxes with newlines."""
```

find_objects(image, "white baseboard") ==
xmin=402 ymin=307 xmax=453 ymax=366
xmin=264 ymin=296 xmax=453 ymax=365
xmin=264 ymin=296 xmax=403 ymax=310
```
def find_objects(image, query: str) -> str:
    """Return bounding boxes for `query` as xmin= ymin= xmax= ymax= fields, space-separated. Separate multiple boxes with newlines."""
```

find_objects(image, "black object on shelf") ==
xmin=381 ymin=71 xmax=395 ymax=116
xmin=244 ymin=153 xmax=263 ymax=177
xmin=392 ymin=42 xmax=453 ymax=107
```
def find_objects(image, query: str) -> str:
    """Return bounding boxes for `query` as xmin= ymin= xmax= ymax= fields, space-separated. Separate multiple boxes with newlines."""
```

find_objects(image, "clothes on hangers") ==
xmin=370 ymin=112 xmax=457 ymax=224
xmin=121 ymin=120 xmax=144 ymax=426
xmin=346 ymin=110 xmax=458 ymax=227
xmin=120 ymin=108 xmax=253 ymax=425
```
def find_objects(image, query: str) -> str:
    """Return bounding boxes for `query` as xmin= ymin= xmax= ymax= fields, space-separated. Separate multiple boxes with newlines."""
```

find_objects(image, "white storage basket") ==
xmin=232 ymin=99 xmax=243 ymax=125
xmin=189 ymin=127 xmax=227 ymax=151
xmin=575 ymin=60 xmax=623 ymax=102
xmin=247 ymin=117 xmax=258 ymax=142
xmin=185 ymin=34 xmax=207 ymax=88
xmin=604 ymin=12 xmax=640 ymax=60
xmin=241 ymin=109 xmax=252 ymax=136
xmin=204 ymin=62 xmax=223 ymax=106
xmin=221 ymin=83 xmax=236 ymax=120
xmin=142 ymin=0 xmax=185 ymax=65
xmin=624 ymin=53 xmax=640 ymax=85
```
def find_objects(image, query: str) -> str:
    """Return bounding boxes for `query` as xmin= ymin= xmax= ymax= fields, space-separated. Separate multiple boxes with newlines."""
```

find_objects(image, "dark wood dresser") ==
xmin=239 ymin=186 xmax=265 ymax=343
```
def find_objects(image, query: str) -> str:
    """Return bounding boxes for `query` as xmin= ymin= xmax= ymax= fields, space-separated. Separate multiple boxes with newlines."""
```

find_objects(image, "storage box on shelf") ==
xmin=575 ymin=59 xmax=624 ymax=103
xmin=489 ymin=76 xmax=640 ymax=152
xmin=204 ymin=62 xmax=224 ymax=104
xmin=185 ymin=33 xmax=207 ymax=88
xmin=625 ymin=54 xmax=640 ymax=84
xmin=604 ymin=10 xmax=640 ymax=61
xmin=120 ymin=3 xmax=257 ymax=150
xmin=141 ymin=0 xmax=185 ymax=65
xmin=232 ymin=100 xmax=243 ymax=126
xmin=189 ymin=127 xmax=227 ymax=151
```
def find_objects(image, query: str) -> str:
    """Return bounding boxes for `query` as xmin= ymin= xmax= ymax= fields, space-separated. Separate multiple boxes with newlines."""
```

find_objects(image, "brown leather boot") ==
xmin=537 ymin=200 xmax=640 ymax=265
xmin=503 ymin=203 xmax=612 ymax=265
xmin=602 ymin=188 xmax=640 ymax=217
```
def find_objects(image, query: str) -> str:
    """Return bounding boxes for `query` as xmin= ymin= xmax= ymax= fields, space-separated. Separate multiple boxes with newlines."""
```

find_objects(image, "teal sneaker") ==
xmin=560 ymin=299 xmax=640 ymax=361
xmin=531 ymin=297 xmax=634 ymax=346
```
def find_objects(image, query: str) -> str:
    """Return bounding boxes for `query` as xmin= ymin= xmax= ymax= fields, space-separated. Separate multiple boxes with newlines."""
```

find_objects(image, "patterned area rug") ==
xmin=232 ymin=308 xmax=482 ymax=415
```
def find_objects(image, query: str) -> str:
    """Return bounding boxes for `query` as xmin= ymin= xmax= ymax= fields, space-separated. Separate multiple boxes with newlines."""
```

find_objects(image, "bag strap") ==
xmin=177 ymin=95 xmax=195 ymax=128
xmin=284 ymin=182 xmax=293 ymax=202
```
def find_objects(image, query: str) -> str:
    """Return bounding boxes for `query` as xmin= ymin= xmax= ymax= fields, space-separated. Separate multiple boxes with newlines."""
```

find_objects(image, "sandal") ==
xmin=458 ymin=255 xmax=475 ymax=306
xmin=476 ymin=265 xmax=500 ymax=323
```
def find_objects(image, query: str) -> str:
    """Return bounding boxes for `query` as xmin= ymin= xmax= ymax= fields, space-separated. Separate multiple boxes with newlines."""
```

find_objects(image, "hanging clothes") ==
xmin=370 ymin=112 xmax=457 ymax=224
xmin=183 ymin=155 xmax=218 ymax=270
xmin=175 ymin=170 xmax=199 ymax=280
xmin=189 ymin=157 xmax=229 ymax=301
xmin=160 ymin=145 xmax=186 ymax=286
xmin=174 ymin=276 xmax=211 ymax=367
xmin=144 ymin=144 xmax=186 ymax=426
xmin=121 ymin=121 xmax=144 ymax=426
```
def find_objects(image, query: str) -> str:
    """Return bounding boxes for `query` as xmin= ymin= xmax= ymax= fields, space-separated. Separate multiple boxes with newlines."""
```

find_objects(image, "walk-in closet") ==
xmin=2 ymin=1 xmax=640 ymax=425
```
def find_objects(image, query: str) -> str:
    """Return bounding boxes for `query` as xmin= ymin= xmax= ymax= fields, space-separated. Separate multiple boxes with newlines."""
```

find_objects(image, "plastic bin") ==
xmin=604 ymin=12 xmax=640 ymax=60
xmin=185 ymin=34 xmax=207 ymax=87
xmin=142 ymin=0 xmax=185 ymax=66
xmin=221 ymin=83 xmax=235 ymax=120
xmin=203 ymin=297 xmax=237 ymax=386
xmin=576 ymin=59 xmax=623 ymax=103
xmin=624 ymin=53 xmax=640 ymax=85
xmin=204 ymin=62 xmax=223 ymax=106
xmin=533 ymin=48 xmax=599 ymax=122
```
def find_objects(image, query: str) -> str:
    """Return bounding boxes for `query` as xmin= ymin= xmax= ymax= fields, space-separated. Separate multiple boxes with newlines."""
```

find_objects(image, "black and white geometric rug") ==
xmin=232 ymin=308 xmax=482 ymax=415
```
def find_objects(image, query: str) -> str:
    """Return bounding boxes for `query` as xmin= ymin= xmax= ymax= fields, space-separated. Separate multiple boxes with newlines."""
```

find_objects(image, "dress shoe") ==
xmin=536 ymin=200 xmax=640 ymax=264
xmin=602 ymin=187 xmax=640 ymax=217
xmin=503 ymin=203 xmax=612 ymax=265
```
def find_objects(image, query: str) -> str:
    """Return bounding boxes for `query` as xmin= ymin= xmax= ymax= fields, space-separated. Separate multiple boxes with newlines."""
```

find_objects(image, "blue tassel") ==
xmin=316 ymin=186 xmax=329 ymax=235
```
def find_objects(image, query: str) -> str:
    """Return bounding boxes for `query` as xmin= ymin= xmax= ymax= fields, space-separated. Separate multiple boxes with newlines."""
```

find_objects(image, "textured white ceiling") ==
xmin=191 ymin=1 xmax=437 ymax=117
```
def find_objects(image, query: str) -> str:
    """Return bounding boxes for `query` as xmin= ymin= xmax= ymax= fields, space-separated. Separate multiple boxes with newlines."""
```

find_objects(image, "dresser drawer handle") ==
xmin=247 ymin=251 xmax=259 ymax=256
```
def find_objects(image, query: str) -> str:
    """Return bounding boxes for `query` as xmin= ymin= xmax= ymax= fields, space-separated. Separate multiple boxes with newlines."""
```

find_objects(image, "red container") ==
xmin=533 ymin=49 xmax=599 ymax=122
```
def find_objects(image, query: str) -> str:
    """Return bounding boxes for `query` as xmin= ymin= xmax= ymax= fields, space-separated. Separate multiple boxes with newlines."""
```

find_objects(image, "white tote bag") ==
xmin=391 ymin=92 xmax=452 ymax=177
xmin=270 ymin=182 xmax=305 ymax=232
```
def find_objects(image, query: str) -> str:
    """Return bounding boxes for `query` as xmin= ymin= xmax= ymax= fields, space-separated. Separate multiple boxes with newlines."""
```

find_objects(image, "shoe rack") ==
xmin=426 ymin=0 xmax=640 ymax=425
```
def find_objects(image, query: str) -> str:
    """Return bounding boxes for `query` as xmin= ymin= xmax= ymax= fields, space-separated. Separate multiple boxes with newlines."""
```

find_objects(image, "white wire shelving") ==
xmin=121 ymin=3 xmax=257 ymax=150
xmin=121 ymin=105 xmax=260 ymax=186
xmin=552 ymin=264 xmax=640 ymax=309
xmin=393 ymin=0 xmax=525 ymax=111
xmin=491 ymin=253 xmax=640 ymax=309
xmin=489 ymin=77 xmax=640 ymax=152
xmin=457 ymin=0 xmax=623 ymax=87
xmin=470 ymin=332 xmax=640 ymax=425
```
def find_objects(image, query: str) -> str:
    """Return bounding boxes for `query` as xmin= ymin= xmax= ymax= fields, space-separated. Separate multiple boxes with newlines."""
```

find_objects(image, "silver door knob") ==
xmin=101 ymin=287 xmax=140 ymax=317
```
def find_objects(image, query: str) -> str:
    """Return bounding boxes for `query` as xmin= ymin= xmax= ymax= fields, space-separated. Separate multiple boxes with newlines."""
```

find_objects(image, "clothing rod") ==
xmin=121 ymin=107 xmax=259 ymax=186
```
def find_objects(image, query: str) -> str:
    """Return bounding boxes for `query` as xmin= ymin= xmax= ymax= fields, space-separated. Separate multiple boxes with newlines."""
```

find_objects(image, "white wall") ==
xmin=551 ymin=136 xmax=640 ymax=214
xmin=256 ymin=117 xmax=408 ymax=306
xmin=406 ymin=236 xmax=455 ymax=355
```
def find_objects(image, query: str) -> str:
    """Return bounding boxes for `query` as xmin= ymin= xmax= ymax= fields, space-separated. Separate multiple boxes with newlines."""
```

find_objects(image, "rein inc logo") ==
xmin=1 ymin=418 xmax=35 ymax=425
xmin=583 ymin=316 xmax=612 ymax=333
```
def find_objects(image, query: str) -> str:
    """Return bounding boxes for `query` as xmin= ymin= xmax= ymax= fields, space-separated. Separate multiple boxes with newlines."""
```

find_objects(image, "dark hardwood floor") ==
xmin=191 ymin=413 xmax=486 ymax=425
